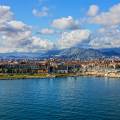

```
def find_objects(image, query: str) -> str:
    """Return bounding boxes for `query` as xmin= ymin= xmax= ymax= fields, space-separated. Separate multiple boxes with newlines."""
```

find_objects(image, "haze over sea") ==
xmin=0 ymin=77 xmax=120 ymax=120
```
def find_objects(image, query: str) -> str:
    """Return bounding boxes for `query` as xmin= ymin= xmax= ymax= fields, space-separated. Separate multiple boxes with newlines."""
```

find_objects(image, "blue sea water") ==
xmin=0 ymin=77 xmax=120 ymax=120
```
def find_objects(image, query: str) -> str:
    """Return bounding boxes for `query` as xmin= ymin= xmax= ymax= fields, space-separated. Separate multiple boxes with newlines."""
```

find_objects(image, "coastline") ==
xmin=0 ymin=71 xmax=120 ymax=80
xmin=77 ymin=71 xmax=120 ymax=78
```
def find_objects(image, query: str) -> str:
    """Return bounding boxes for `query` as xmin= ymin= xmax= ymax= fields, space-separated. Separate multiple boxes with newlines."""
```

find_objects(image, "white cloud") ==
xmin=7 ymin=20 xmax=31 ymax=31
xmin=39 ymin=28 xmax=54 ymax=35
xmin=0 ymin=5 xmax=54 ymax=53
xmin=0 ymin=23 xmax=32 ymax=52
xmin=0 ymin=30 xmax=54 ymax=52
xmin=87 ymin=5 xmax=99 ymax=16
xmin=32 ymin=6 xmax=49 ymax=17
xmin=0 ymin=5 xmax=13 ymax=25
xmin=52 ymin=16 xmax=79 ymax=30
xmin=2 ymin=3 xmax=120 ymax=53
xmin=89 ymin=26 xmax=120 ymax=48
xmin=89 ymin=3 xmax=120 ymax=26
xmin=87 ymin=3 xmax=120 ymax=49
xmin=58 ymin=29 xmax=91 ymax=49
xmin=31 ymin=36 xmax=54 ymax=51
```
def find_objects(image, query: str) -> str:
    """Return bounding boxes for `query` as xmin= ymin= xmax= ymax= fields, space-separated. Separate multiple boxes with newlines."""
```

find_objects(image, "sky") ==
xmin=0 ymin=0 xmax=120 ymax=53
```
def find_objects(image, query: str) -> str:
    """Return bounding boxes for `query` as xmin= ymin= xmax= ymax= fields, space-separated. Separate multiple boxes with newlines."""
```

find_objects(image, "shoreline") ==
xmin=0 ymin=71 xmax=120 ymax=80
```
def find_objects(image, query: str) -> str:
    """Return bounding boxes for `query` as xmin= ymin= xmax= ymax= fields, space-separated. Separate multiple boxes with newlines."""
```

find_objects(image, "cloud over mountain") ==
xmin=86 ymin=3 xmax=120 ymax=48
xmin=89 ymin=26 xmax=120 ymax=48
xmin=58 ymin=29 xmax=91 ymax=49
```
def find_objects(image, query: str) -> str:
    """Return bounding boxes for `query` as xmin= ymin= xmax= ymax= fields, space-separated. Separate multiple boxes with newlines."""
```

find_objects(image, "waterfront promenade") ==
xmin=0 ymin=58 xmax=120 ymax=79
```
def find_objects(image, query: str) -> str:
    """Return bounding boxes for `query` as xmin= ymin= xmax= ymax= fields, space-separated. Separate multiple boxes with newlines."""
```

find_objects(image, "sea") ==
xmin=0 ymin=76 xmax=120 ymax=120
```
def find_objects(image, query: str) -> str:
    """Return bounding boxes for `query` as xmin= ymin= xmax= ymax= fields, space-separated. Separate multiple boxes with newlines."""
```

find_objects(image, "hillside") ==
xmin=0 ymin=47 xmax=120 ymax=60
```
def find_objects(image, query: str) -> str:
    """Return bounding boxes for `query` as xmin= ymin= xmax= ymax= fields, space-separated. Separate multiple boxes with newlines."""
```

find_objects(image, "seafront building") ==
xmin=0 ymin=58 xmax=120 ymax=75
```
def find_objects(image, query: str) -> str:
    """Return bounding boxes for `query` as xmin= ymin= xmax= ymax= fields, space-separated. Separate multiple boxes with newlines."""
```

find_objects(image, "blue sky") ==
xmin=1 ymin=0 xmax=119 ymax=27
xmin=0 ymin=0 xmax=120 ymax=52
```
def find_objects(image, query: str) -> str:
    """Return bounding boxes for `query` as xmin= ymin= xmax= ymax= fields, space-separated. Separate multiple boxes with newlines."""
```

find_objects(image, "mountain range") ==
xmin=0 ymin=47 xmax=120 ymax=60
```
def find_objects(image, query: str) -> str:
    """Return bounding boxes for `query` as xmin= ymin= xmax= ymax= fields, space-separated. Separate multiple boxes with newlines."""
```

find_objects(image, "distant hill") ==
xmin=100 ymin=48 xmax=120 ymax=57
xmin=56 ymin=47 xmax=104 ymax=60
xmin=0 ymin=47 xmax=120 ymax=60
xmin=0 ymin=52 xmax=44 ymax=59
